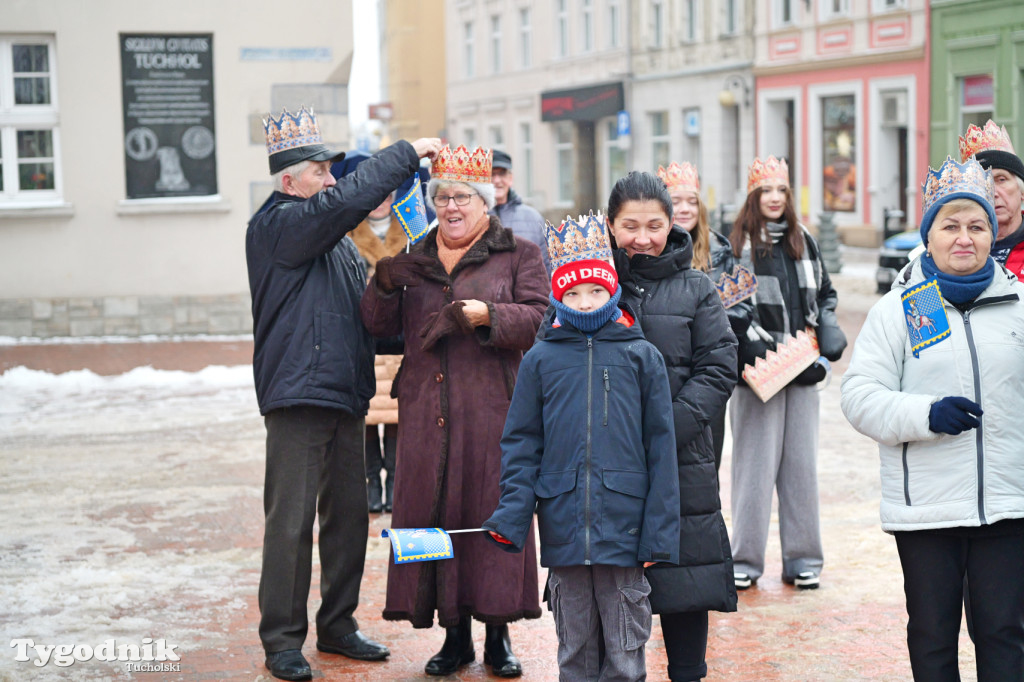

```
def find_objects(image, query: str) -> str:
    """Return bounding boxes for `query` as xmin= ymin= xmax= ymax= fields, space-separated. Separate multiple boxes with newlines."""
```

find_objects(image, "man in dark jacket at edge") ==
xmin=490 ymin=150 xmax=551 ymax=275
xmin=246 ymin=105 xmax=441 ymax=682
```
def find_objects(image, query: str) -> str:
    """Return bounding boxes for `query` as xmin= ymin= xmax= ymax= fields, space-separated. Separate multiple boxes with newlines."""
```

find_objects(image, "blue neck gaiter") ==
xmin=920 ymin=253 xmax=995 ymax=304
xmin=550 ymin=287 xmax=623 ymax=334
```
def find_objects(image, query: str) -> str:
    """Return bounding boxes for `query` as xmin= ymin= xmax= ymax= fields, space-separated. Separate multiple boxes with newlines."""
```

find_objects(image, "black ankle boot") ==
xmin=425 ymin=617 xmax=474 ymax=676
xmin=383 ymin=474 xmax=394 ymax=513
xmin=366 ymin=476 xmax=383 ymax=513
xmin=484 ymin=624 xmax=522 ymax=677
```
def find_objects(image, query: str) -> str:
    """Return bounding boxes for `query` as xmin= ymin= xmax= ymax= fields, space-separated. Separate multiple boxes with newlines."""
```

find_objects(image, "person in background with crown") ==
xmin=361 ymin=144 xmax=548 ymax=678
xmin=959 ymin=120 xmax=1024 ymax=277
xmin=490 ymin=149 xmax=550 ymax=275
xmin=606 ymin=171 xmax=738 ymax=682
xmin=246 ymin=105 xmax=441 ymax=682
xmin=658 ymin=161 xmax=754 ymax=474
xmin=841 ymin=156 xmax=1024 ymax=681
xmin=727 ymin=156 xmax=847 ymax=593
xmin=483 ymin=212 xmax=680 ymax=681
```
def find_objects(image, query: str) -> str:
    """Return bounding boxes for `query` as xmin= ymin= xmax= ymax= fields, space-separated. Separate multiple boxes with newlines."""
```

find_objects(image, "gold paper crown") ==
xmin=747 ymin=156 xmax=790 ymax=193
xmin=716 ymin=265 xmax=758 ymax=309
xmin=263 ymin=106 xmax=323 ymax=155
xmin=430 ymin=145 xmax=493 ymax=184
xmin=546 ymin=211 xmax=613 ymax=272
xmin=658 ymin=162 xmax=700 ymax=192
xmin=959 ymin=119 xmax=1016 ymax=162
xmin=741 ymin=329 xmax=820 ymax=403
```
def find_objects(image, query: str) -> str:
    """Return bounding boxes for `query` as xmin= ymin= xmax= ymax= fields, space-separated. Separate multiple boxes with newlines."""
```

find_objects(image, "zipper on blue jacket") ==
xmin=584 ymin=336 xmax=593 ymax=565
xmin=962 ymin=310 xmax=987 ymax=524
xmin=603 ymin=368 xmax=610 ymax=426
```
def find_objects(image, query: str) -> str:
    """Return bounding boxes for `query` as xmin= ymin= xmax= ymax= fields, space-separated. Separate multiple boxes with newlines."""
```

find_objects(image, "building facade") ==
xmin=753 ymin=0 xmax=929 ymax=244
xmin=0 ymin=0 xmax=355 ymax=337
xmin=380 ymin=0 xmax=447 ymax=143
xmin=930 ymin=0 xmax=1024 ymax=165
xmin=444 ymin=0 xmax=757 ymax=221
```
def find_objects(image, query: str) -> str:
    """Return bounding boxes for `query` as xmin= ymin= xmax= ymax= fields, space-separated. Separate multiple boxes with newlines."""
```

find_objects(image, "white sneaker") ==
xmin=734 ymin=572 xmax=754 ymax=590
xmin=793 ymin=571 xmax=819 ymax=590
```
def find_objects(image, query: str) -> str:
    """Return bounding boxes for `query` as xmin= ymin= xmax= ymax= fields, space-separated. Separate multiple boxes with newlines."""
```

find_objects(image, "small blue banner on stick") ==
xmin=381 ymin=527 xmax=454 ymax=563
xmin=392 ymin=177 xmax=430 ymax=245
xmin=901 ymin=277 xmax=951 ymax=358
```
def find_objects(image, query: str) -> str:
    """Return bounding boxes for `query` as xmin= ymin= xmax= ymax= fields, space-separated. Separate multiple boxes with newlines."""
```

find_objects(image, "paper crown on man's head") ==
xmin=919 ymin=156 xmax=997 ymax=242
xmin=263 ymin=106 xmax=345 ymax=174
xmin=959 ymin=119 xmax=1024 ymax=183
xmin=658 ymin=162 xmax=700 ymax=192
xmin=430 ymin=145 xmax=493 ymax=184
xmin=959 ymin=120 xmax=1015 ymax=161
xmin=746 ymin=156 xmax=790 ymax=193
xmin=546 ymin=211 xmax=613 ymax=273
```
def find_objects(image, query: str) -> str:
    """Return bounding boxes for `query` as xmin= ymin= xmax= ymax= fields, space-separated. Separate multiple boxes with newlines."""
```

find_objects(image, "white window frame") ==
xmin=721 ymin=0 xmax=739 ymax=36
xmin=772 ymin=0 xmax=798 ymax=29
xmin=0 ymin=34 xmax=63 ymax=206
xmin=608 ymin=0 xmax=622 ymax=49
xmin=582 ymin=0 xmax=595 ymax=53
xmin=651 ymin=0 xmax=665 ymax=49
xmin=519 ymin=8 xmax=532 ymax=69
xmin=684 ymin=0 xmax=699 ymax=43
xmin=872 ymin=0 xmax=907 ymax=12
xmin=808 ymin=80 xmax=863 ymax=226
xmin=488 ymin=124 xmax=504 ymax=150
xmin=462 ymin=127 xmax=477 ymax=148
xmin=601 ymin=117 xmax=627 ymax=200
xmin=518 ymin=121 xmax=534 ymax=197
xmin=463 ymin=21 xmax=475 ymax=79
xmin=650 ymin=111 xmax=670 ymax=169
xmin=490 ymin=15 xmax=502 ymax=75
xmin=556 ymin=0 xmax=569 ymax=58
xmin=819 ymin=0 xmax=850 ymax=22
xmin=555 ymin=121 xmax=574 ymax=207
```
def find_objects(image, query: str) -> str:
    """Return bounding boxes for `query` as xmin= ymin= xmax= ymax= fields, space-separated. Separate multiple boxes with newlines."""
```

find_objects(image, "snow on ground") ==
xmin=0 ymin=364 xmax=266 ymax=680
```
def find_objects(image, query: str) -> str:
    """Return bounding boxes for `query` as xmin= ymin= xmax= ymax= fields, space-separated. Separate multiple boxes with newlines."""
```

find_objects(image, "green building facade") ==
xmin=930 ymin=0 xmax=1024 ymax=164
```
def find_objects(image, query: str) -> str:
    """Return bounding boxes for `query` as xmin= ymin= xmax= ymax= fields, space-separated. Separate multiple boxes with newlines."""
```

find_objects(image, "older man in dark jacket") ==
xmin=490 ymin=150 xmax=550 ymax=275
xmin=247 ymin=105 xmax=440 ymax=682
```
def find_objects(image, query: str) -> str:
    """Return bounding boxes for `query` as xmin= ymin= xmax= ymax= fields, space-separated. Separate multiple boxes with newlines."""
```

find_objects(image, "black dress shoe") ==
xmin=484 ymin=624 xmax=522 ymax=678
xmin=265 ymin=649 xmax=312 ymax=681
xmin=425 ymin=617 xmax=474 ymax=676
xmin=317 ymin=630 xmax=390 ymax=661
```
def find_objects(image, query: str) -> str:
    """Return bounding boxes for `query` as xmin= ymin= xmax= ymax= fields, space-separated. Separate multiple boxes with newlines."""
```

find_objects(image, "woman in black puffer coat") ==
xmin=607 ymin=171 xmax=739 ymax=682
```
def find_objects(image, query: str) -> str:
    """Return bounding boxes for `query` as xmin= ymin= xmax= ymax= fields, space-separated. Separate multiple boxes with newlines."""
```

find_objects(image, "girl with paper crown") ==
xmin=658 ymin=161 xmax=755 ymax=473
xmin=725 ymin=156 xmax=846 ymax=596
xmin=842 ymin=155 xmax=1024 ymax=680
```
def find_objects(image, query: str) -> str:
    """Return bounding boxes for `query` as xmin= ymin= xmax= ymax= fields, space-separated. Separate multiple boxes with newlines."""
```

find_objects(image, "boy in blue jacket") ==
xmin=484 ymin=213 xmax=680 ymax=681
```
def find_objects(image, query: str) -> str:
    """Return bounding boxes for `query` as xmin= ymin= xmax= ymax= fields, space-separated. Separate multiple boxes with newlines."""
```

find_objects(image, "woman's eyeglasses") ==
xmin=433 ymin=193 xmax=477 ymax=207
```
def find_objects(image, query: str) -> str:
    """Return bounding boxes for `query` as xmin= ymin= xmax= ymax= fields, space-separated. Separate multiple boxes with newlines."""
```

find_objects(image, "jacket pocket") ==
xmin=603 ymin=368 xmax=610 ymax=426
xmin=618 ymin=572 xmax=652 ymax=651
xmin=601 ymin=469 xmax=648 ymax=540
xmin=308 ymin=310 xmax=353 ymax=390
xmin=535 ymin=470 xmax=577 ymax=545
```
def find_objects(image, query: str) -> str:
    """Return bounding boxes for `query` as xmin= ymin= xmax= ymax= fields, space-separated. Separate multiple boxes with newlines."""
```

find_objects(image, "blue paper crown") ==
xmin=716 ymin=264 xmax=758 ymax=308
xmin=546 ymin=211 xmax=613 ymax=272
xmin=920 ymin=156 xmax=996 ymax=239
xmin=263 ymin=106 xmax=323 ymax=155
xmin=392 ymin=176 xmax=430 ymax=245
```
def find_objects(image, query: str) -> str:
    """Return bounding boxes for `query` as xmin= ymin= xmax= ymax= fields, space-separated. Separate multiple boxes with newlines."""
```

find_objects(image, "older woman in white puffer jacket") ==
xmin=841 ymin=156 xmax=1024 ymax=682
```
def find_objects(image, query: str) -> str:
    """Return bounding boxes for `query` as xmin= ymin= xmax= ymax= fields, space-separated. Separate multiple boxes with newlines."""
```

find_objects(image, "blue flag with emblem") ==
xmin=392 ymin=177 xmax=430 ymax=245
xmin=901 ymin=278 xmax=951 ymax=358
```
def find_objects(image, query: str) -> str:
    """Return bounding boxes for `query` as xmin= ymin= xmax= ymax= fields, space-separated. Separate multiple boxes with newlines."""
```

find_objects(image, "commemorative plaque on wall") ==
xmin=120 ymin=33 xmax=217 ymax=199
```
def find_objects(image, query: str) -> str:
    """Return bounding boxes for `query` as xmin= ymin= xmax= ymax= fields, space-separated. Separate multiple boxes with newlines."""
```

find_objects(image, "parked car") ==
xmin=876 ymin=229 xmax=923 ymax=293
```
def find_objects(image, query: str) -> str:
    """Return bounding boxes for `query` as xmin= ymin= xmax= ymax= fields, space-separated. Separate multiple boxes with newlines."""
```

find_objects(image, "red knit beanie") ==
xmin=551 ymin=259 xmax=618 ymax=301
